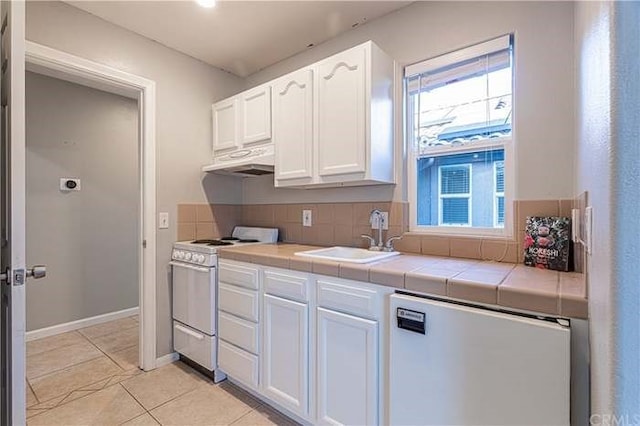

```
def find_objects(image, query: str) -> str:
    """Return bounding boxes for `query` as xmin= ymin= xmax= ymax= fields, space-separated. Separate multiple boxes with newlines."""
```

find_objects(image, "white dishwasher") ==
xmin=389 ymin=293 xmax=570 ymax=426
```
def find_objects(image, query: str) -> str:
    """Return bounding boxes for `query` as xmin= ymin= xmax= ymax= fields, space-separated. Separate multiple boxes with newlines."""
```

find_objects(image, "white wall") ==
xmin=243 ymin=1 xmax=576 ymax=204
xmin=26 ymin=1 xmax=245 ymax=356
xmin=575 ymin=1 xmax=640 ymax=417
xmin=26 ymin=72 xmax=139 ymax=331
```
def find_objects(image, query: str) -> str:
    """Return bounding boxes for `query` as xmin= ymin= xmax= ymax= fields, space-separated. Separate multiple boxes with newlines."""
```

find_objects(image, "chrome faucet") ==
xmin=360 ymin=209 xmax=403 ymax=252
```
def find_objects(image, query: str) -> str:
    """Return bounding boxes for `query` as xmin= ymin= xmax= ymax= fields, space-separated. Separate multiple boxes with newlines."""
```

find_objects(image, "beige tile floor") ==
xmin=26 ymin=315 xmax=298 ymax=425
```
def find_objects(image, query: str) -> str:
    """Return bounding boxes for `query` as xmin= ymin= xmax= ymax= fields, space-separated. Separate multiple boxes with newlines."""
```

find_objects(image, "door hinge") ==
xmin=0 ymin=268 xmax=7 ymax=283
xmin=142 ymin=240 xmax=147 ymax=249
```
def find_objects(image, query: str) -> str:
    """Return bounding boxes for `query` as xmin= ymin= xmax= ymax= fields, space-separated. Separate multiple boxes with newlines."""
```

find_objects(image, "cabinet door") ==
xmin=273 ymin=69 xmax=314 ymax=184
xmin=262 ymin=294 xmax=309 ymax=416
xmin=212 ymin=97 xmax=239 ymax=152
xmin=240 ymin=85 xmax=271 ymax=145
xmin=316 ymin=46 xmax=366 ymax=177
xmin=317 ymin=307 xmax=378 ymax=426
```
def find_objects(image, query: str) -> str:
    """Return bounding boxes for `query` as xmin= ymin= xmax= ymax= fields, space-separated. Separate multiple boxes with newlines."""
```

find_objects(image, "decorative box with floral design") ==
xmin=523 ymin=216 xmax=571 ymax=272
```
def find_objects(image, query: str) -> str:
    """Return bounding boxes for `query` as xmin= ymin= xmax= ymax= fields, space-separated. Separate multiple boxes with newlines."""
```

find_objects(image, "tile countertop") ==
xmin=217 ymin=243 xmax=587 ymax=319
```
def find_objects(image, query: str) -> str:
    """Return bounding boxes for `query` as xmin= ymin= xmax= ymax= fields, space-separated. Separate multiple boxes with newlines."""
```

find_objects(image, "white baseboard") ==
xmin=155 ymin=352 xmax=179 ymax=368
xmin=26 ymin=307 xmax=140 ymax=342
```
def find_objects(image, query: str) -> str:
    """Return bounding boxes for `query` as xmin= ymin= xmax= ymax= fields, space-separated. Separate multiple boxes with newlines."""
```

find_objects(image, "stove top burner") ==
xmin=219 ymin=237 xmax=261 ymax=243
xmin=191 ymin=239 xmax=234 ymax=246
xmin=191 ymin=239 xmax=218 ymax=244
xmin=208 ymin=240 xmax=234 ymax=246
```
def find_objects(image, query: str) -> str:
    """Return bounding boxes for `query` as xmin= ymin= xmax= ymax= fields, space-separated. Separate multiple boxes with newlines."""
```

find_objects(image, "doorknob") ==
xmin=26 ymin=265 xmax=46 ymax=279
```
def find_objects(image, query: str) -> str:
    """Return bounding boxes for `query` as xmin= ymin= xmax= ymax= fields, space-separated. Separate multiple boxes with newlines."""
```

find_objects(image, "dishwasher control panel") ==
xmin=397 ymin=307 xmax=426 ymax=334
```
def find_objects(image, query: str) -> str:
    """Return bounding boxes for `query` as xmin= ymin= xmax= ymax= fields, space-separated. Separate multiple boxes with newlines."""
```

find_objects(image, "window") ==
xmin=406 ymin=35 xmax=513 ymax=235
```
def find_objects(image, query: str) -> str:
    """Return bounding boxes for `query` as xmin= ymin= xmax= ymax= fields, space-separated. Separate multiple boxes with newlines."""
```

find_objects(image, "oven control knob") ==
xmin=176 ymin=251 xmax=184 ymax=260
xmin=198 ymin=255 xmax=206 ymax=263
xmin=194 ymin=254 xmax=202 ymax=263
xmin=184 ymin=252 xmax=192 ymax=261
xmin=172 ymin=249 xmax=178 ymax=259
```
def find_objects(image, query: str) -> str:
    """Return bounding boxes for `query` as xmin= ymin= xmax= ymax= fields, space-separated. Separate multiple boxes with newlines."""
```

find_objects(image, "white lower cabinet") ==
xmin=219 ymin=340 xmax=259 ymax=389
xmin=262 ymin=294 xmax=309 ymax=417
xmin=316 ymin=307 xmax=378 ymax=426
xmin=218 ymin=262 xmax=386 ymax=425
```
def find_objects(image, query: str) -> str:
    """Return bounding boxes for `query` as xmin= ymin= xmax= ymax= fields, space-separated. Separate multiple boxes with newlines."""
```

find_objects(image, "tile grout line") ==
xmin=137 ymin=379 xmax=202 ymax=413
xmin=118 ymin=383 xmax=153 ymax=424
xmin=228 ymin=406 xmax=258 ymax=425
xmin=145 ymin=408 xmax=163 ymax=426
xmin=26 ymin=316 xmax=141 ymax=418
xmin=78 ymin=317 xmax=139 ymax=342
xmin=80 ymin=316 xmax=140 ymax=372
xmin=26 ymin=379 xmax=39 ymax=405
xmin=27 ymin=350 xmax=105 ymax=381
xmin=27 ymin=315 xmax=138 ymax=379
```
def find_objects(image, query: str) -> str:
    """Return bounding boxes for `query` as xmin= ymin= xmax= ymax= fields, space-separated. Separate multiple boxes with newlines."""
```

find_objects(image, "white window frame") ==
xmin=494 ymin=161 xmax=505 ymax=228
xmin=438 ymin=163 xmax=472 ymax=227
xmin=406 ymin=35 xmax=515 ymax=238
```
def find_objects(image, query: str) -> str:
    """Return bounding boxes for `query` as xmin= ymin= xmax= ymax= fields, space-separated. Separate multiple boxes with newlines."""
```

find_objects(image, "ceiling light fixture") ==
xmin=196 ymin=0 xmax=216 ymax=8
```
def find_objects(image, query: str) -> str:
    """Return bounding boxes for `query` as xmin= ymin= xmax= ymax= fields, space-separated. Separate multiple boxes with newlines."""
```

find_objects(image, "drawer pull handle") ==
xmin=175 ymin=323 xmax=204 ymax=340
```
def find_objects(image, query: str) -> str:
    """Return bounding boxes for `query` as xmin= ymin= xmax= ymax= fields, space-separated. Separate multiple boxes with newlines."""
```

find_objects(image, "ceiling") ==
xmin=66 ymin=1 xmax=411 ymax=77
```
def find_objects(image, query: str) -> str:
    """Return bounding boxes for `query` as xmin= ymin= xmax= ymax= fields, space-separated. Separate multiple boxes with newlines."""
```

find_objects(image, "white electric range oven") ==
xmin=170 ymin=226 xmax=278 ymax=381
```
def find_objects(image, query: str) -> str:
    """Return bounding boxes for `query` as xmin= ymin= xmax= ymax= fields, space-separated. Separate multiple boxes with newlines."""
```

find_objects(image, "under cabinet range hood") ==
xmin=202 ymin=145 xmax=274 ymax=176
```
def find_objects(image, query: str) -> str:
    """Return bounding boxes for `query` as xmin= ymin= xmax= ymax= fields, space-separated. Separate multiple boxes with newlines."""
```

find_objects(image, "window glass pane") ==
xmin=411 ymin=48 xmax=513 ymax=154
xmin=441 ymin=166 xmax=470 ymax=194
xmin=442 ymin=198 xmax=469 ymax=225
xmin=417 ymin=149 xmax=504 ymax=228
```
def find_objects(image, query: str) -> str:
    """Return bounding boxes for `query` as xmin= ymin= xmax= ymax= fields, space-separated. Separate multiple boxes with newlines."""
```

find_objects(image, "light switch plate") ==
xmin=159 ymin=212 xmax=169 ymax=229
xmin=584 ymin=206 xmax=593 ymax=255
xmin=302 ymin=210 xmax=312 ymax=227
xmin=371 ymin=212 xmax=389 ymax=230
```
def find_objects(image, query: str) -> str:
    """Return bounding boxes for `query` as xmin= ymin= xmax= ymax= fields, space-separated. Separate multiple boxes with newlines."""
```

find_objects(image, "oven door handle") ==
xmin=174 ymin=323 xmax=205 ymax=340
xmin=169 ymin=261 xmax=211 ymax=273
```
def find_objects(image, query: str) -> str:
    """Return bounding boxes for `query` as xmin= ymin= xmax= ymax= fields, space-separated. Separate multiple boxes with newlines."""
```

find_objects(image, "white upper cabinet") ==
xmin=212 ymin=97 xmax=239 ymax=152
xmin=273 ymin=41 xmax=395 ymax=188
xmin=211 ymin=84 xmax=271 ymax=155
xmin=241 ymin=85 xmax=272 ymax=145
xmin=316 ymin=46 xmax=367 ymax=178
xmin=273 ymin=69 xmax=314 ymax=185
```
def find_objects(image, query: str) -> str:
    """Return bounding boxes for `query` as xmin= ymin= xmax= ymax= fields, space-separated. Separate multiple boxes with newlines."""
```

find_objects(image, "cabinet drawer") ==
xmin=218 ymin=283 xmax=259 ymax=322
xmin=219 ymin=261 xmax=259 ymax=290
xmin=173 ymin=321 xmax=216 ymax=371
xmin=219 ymin=312 xmax=259 ymax=355
xmin=264 ymin=270 xmax=309 ymax=302
xmin=219 ymin=340 xmax=259 ymax=389
xmin=317 ymin=279 xmax=380 ymax=319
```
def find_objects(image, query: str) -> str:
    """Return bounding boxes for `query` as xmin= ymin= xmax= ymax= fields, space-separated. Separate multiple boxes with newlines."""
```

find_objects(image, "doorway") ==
xmin=23 ymin=43 xmax=157 ymax=379
xmin=24 ymin=70 xmax=142 ymax=409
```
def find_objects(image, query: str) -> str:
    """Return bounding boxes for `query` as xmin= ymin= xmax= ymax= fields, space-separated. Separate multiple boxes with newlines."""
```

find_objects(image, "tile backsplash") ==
xmin=177 ymin=198 xmax=583 ymax=266
xmin=176 ymin=204 xmax=242 ymax=241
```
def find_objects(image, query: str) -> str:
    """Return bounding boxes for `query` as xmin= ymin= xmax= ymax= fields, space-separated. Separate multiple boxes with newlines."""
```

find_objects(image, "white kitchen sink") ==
xmin=294 ymin=246 xmax=400 ymax=264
